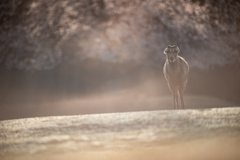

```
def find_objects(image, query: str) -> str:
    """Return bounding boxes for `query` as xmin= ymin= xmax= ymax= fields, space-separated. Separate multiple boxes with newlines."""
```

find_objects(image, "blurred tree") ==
xmin=0 ymin=0 xmax=239 ymax=71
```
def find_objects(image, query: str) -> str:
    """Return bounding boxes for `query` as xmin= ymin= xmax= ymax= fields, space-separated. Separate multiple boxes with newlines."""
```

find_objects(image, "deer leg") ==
xmin=169 ymin=85 xmax=178 ymax=110
xmin=179 ymin=85 xmax=185 ymax=109
xmin=173 ymin=87 xmax=178 ymax=109
xmin=176 ymin=90 xmax=179 ymax=109
xmin=172 ymin=92 xmax=176 ymax=110
xmin=179 ymin=92 xmax=185 ymax=109
xmin=178 ymin=84 xmax=186 ymax=109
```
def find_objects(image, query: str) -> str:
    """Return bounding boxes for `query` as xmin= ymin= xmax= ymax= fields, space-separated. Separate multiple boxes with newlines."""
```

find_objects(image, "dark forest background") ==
xmin=0 ymin=0 xmax=240 ymax=120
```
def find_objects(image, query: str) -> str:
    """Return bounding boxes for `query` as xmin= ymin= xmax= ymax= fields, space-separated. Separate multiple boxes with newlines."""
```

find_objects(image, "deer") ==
xmin=163 ymin=45 xmax=189 ymax=109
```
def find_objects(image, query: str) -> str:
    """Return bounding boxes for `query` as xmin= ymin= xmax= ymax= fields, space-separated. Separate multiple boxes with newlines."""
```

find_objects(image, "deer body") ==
xmin=163 ymin=45 xmax=189 ymax=109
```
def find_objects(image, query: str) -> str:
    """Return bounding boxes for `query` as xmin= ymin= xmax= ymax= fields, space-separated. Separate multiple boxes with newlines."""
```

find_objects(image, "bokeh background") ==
xmin=0 ymin=0 xmax=240 ymax=120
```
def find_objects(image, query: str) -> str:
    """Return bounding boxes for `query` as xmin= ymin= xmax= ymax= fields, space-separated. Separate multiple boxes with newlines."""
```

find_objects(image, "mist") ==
xmin=0 ymin=0 xmax=240 ymax=120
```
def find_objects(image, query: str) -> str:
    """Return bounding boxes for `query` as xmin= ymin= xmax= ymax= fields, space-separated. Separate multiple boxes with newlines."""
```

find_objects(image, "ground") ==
xmin=0 ymin=61 xmax=240 ymax=121
xmin=1 ymin=107 xmax=240 ymax=160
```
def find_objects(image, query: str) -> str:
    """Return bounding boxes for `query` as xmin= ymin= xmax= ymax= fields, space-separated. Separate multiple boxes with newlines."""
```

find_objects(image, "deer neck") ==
xmin=169 ymin=57 xmax=179 ymax=69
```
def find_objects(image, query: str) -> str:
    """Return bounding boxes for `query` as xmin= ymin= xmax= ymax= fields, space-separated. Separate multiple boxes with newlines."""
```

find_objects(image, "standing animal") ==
xmin=163 ymin=45 xmax=189 ymax=109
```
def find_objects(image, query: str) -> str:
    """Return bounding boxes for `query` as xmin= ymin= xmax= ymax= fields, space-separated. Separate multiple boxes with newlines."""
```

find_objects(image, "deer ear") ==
xmin=176 ymin=47 xmax=180 ymax=54
xmin=164 ymin=48 xmax=168 ymax=54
